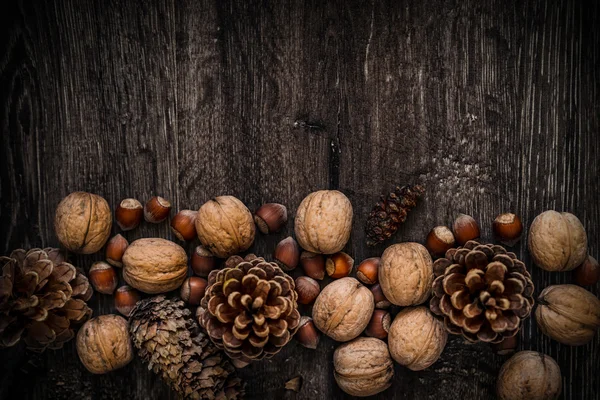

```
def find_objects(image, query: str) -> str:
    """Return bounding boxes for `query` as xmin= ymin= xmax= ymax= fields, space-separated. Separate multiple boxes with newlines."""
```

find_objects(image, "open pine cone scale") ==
xmin=430 ymin=241 xmax=534 ymax=343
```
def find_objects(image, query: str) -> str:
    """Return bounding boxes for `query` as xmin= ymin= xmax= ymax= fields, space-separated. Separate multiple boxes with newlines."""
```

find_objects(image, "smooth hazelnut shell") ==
xmin=114 ymin=285 xmax=141 ymax=317
xmin=144 ymin=196 xmax=172 ymax=223
xmin=191 ymin=245 xmax=216 ymax=277
xmin=426 ymin=226 xmax=455 ymax=257
xmin=89 ymin=261 xmax=118 ymax=295
xmin=295 ymin=316 xmax=319 ymax=349
xmin=453 ymin=214 xmax=480 ymax=245
xmin=180 ymin=277 xmax=208 ymax=306
xmin=254 ymin=203 xmax=287 ymax=234
xmin=370 ymin=284 xmax=391 ymax=309
xmin=115 ymin=198 xmax=143 ymax=231
xmin=295 ymin=276 xmax=320 ymax=305
xmin=106 ymin=234 xmax=128 ymax=267
xmin=365 ymin=309 xmax=391 ymax=339
xmin=356 ymin=257 xmax=380 ymax=284
xmin=171 ymin=210 xmax=198 ymax=241
xmin=574 ymin=255 xmax=599 ymax=286
xmin=300 ymin=251 xmax=325 ymax=280
xmin=326 ymin=252 xmax=354 ymax=279
xmin=274 ymin=236 xmax=300 ymax=271
xmin=493 ymin=213 xmax=523 ymax=246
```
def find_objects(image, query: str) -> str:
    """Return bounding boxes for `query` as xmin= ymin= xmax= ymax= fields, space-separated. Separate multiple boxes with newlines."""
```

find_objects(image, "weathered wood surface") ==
xmin=0 ymin=0 xmax=598 ymax=399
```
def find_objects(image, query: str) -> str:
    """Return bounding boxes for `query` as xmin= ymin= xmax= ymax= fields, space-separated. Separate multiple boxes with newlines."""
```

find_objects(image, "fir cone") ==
xmin=198 ymin=254 xmax=300 ymax=364
xmin=129 ymin=296 xmax=244 ymax=400
xmin=366 ymin=185 xmax=425 ymax=246
xmin=0 ymin=248 xmax=93 ymax=351
xmin=430 ymin=240 xmax=534 ymax=343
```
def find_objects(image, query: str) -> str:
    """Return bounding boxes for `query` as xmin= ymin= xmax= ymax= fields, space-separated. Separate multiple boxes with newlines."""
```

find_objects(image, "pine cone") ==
xmin=198 ymin=254 xmax=300 ymax=364
xmin=129 ymin=296 xmax=244 ymax=400
xmin=429 ymin=240 xmax=535 ymax=343
xmin=365 ymin=185 xmax=425 ymax=246
xmin=0 ymin=248 xmax=93 ymax=351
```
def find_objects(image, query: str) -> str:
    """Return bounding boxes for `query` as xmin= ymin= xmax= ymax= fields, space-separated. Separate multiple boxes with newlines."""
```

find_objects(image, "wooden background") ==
xmin=0 ymin=0 xmax=598 ymax=399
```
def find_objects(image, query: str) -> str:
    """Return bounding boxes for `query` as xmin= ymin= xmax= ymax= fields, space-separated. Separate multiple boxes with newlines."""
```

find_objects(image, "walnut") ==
xmin=312 ymin=277 xmax=374 ymax=342
xmin=76 ymin=315 xmax=133 ymax=374
xmin=122 ymin=238 xmax=188 ymax=294
xmin=528 ymin=211 xmax=587 ymax=271
xmin=195 ymin=196 xmax=255 ymax=258
xmin=54 ymin=192 xmax=112 ymax=254
xmin=379 ymin=242 xmax=433 ymax=306
xmin=294 ymin=190 xmax=353 ymax=254
xmin=535 ymin=284 xmax=600 ymax=346
xmin=388 ymin=306 xmax=447 ymax=371
xmin=497 ymin=351 xmax=561 ymax=400
xmin=333 ymin=337 xmax=393 ymax=397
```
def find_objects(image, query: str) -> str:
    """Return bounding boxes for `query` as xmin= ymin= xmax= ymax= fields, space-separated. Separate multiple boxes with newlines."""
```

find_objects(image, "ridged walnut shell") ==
xmin=528 ymin=211 xmax=587 ymax=271
xmin=313 ymin=277 xmax=374 ymax=342
xmin=122 ymin=238 xmax=187 ymax=294
xmin=535 ymin=284 xmax=600 ymax=346
xmin=497 ymin=351 xmax=561 ymax=400
xmin=388 ymin=306 xmax=447 ymax=371
xmin=54 ymin=192 xmax=112 ymax=254
xmin=195 ymin=196 xmax=255 ymax=258
xmin=333 ymin=337 xmax=393 ymax=397
xmin=379 ymin=243 xmax=433 ymax=306
xmin=76 ymin=315 xmax=133 ymax=374
xmin=294 ymin=190 xmax=353 ymax=254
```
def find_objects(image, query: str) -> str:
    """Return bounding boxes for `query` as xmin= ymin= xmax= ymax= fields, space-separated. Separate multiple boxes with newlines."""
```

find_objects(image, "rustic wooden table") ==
xmin=1 ymin=0 xmax=598 ymax=399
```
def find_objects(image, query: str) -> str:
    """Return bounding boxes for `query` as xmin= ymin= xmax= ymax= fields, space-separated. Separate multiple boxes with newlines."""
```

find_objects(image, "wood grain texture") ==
xmin=0 ymin=0 xmax=598 ymax=399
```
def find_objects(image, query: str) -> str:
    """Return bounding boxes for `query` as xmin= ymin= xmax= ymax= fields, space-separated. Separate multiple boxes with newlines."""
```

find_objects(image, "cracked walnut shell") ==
xmin=312 ymin=277 xmax=374 ymax=342
xmin=54 ymin=192 xmax=112 ymax=254
xmin=294 ymin=190 xmax=353 ymax=254
xmin=333 ymin=337 xmax=393 ymax=397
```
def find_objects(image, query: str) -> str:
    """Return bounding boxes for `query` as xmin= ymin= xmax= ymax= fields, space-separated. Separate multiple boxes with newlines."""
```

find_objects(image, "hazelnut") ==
xmin=76 ymin=315 xmax=133 ymax=374
xmin=528 ymin=211 xmax=587 ymax=271
xmin=426 ymin=226 xmax=455 ymax=257
xmin=122 ymin=238 xmax=188 ymax=294
xmin=493 ymin=213 xmax=523 ymax=246
xmin=106 ymin=234 xmax=128 ymax=267
xmin=370 ymin=284 xmax=391 ymax=309
xmin=574 ymin=255 xmax=599 ymax=286
xmin=388 ymin=306 xmax=447 ymax=371
xmin=313 ymin=277 xmax=374 ymax=342
xmin=491 ymin=335 xmax=518 ymax=356
xmin=54 ymin=192 xmax=112 ymax=254
xmin=365 ymin=309 xmax=391 ymax=339
xmin=89 ymin=261 xmax=118 ymax=295
xmin=333 ymin=337 xmax=393 ymax=397
xmin=195 ymin=196 xmax=255 ymax=258
xmin=254 ymin=203 xmax=287 ymax=234
xmin=295 ymin=316 xmax=320 ymax=349
xmin=144 ymin=196 xmax=172 ymax=223
xmin=114 ymin=285 xmax=141 ymax=317
xmin=295 ymin=276 xmax=320 ymax=305
xmin=379 ymin=243 xmax=433 ymax=306
xmin=294 ymin=190 xmax=353 ymax=254
xmin=356 ymin=257 xmax=380 ymax=284
xmin=535 ymin=284 xmax=600 ymax=345
xmin=326 ymin=252 xmax=354 ymax=279
xmin=190 ymin=245 xmax=216 ymax=277
xmin=274 ymin=237 xmax=300 ymax=271
xmin=170 ymin=210 xmax=198 ymax=241
xmin=180 ymin=277 xmax=208 ymax=306
xmin=300 ymin=251 xmax=325 ymax=280
xmin=497 ymin=351 xmax=561 ymax=400
xmin=115 ymin=198 xmax=143 ymax=231
xmin=452 ymin=214 xmax=480 ymax=245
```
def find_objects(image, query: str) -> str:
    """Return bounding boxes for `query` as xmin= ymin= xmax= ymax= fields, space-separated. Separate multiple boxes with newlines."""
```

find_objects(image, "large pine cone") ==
xmin=198 ymin=254 xmax=300 ymax=364
xmin=129 ymin=296 xmax=244 ymax=400
xmin=430 ymin=241 xmax=534 ymax=343
xmin=0 ymin=248 xmax=93 ymax=351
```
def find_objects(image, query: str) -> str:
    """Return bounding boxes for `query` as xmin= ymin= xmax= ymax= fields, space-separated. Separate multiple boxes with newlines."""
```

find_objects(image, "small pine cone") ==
xmin=199 ymin=254 xmax=301 ymax=364
xmin=365 ymin=185 xmax=425 ymax=246
xmin=0 ymin=248 xmax=93 ymax=351
xmin=129 ymin=296 xmax=244 ymax=399
xmin=430 ymin=241 xmax=535 ymax=343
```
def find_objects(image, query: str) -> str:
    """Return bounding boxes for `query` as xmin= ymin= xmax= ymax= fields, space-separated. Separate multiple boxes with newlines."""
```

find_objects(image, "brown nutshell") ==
xmin=493 ymin=213 xmax=523 ymax=246
xmin=106 ymin=234 xmax=128 ymax=267
xmin=274 ymin=236 xmax=300 ymax=271
xmin=573 ymin=255 xmax=599 ymax=286
xmin=115 ymin=198 xmax=143 ymax=231
xmin=295 ymin=276 xmax=320 ymax=305
xmin=144 ymin=196 xmax=172 ymax=223
xmin=497 ymin=351 xmax=561 ymax=400
xmin=254 ymin=203 xmax=287 ymax=234
xmin=190 ymin=245 xmax=216 ymax=277
xmin=114 ymin=285 xmax=141 ymax=317
xmin=356 ymin=257 xmax=380 ymax=285
xmin=180 ymin=277 xmax=208 ymax=306
xmin=370 ymin=284 xmax=391 ymax=309
xmin=453 ymin=214 xmax=480 ymax=245
xmin=426 ymin=226 xmax=455 ymax=257
xmin=89 ymin=261 xmax=118 ymax=295
xmin=295 ymin=316 xmax=320 ymax=349
xmin=365 ymin=309 xmax=391 ymax=339
xmin=300 ymin=251 xmax=325 ymax=280
xmin=170 ymin=210 xmax=198 ymax=241
xmin=326 ymin=252 xmax=354 ymax=279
